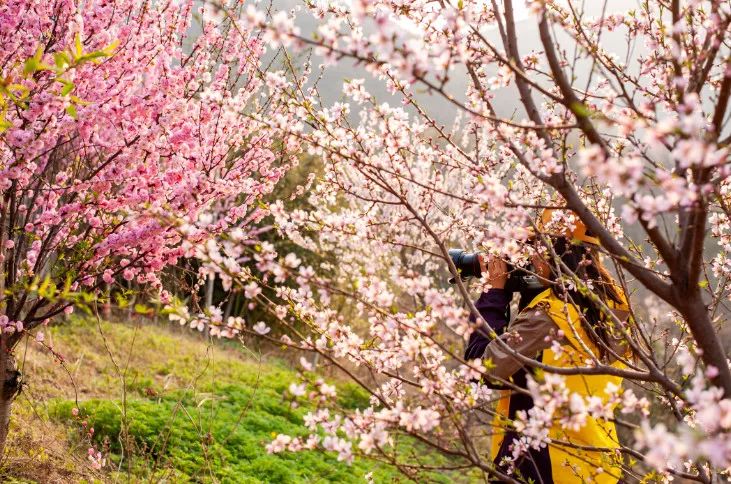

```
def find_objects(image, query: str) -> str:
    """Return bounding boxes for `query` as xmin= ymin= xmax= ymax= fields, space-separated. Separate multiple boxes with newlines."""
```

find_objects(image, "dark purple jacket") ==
xmin=463 ymin=289 xmax=512 ymax=360
xmin=463 ymin=287 xmax=553 ymax=483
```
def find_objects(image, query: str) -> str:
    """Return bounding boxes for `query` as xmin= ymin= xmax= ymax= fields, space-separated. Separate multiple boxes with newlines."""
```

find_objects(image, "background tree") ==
xmin=171 ymin=151 xmax=328 ymax=339
xmin=0 ymin=0 xmax=297 ymax=454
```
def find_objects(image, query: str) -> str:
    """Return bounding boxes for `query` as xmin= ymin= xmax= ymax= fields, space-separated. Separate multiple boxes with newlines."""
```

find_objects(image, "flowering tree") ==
xmin=177 ymin=0 xmax=731 ymax=481
xmin=0 ymin=0 xmax=296 ymax=454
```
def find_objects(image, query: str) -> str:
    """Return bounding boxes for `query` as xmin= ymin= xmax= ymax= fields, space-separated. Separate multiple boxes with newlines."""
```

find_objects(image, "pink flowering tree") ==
xmin=172 ymin=0 xmax=731 ymax=481
xmin=0 ymin=0 xmax=297 ymax=454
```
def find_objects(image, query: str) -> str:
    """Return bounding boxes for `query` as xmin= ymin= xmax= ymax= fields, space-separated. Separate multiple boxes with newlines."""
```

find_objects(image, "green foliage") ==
xmin=32 ymin=318 xmax=472 ymax=482
xmin=39 ymin=319 xmax=409 ymax=482
xmin=49 ymin=381 xmax=396 ymax=483
xmin=337 ymin=382 xmax=371 ymax=410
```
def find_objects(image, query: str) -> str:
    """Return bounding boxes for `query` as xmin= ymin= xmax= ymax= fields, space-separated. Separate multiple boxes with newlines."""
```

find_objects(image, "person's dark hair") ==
xmin=545 ymin=236 xmax=624 ymax=360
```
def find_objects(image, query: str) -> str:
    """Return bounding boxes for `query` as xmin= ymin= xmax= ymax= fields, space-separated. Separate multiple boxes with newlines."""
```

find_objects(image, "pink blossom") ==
xmin=299 ymin=357 xmax=314 ymax=371
xmin=252 ymin=322 xmax=270 ymax=335
xmin=288 ymin=383 xmax=306 ymax=397
xmin=265 ymin=434 xmax=292 ymax=454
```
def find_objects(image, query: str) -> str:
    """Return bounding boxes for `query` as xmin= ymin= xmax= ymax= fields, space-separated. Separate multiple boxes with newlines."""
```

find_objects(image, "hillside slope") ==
xmin=0 ymin=317 xmax=462 ymax=483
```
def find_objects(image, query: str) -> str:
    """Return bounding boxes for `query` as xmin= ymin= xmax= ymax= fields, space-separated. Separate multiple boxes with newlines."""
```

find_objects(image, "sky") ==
xmin=264 ymin=0 xmax=644 ymax=125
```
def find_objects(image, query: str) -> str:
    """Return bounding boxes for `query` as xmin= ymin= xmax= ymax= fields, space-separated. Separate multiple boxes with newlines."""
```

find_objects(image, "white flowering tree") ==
xmin=178 ymin=0 xmax=731 ymax=481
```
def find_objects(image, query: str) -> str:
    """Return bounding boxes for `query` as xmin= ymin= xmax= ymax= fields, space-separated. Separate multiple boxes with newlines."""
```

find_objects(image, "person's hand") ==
xmin=479 ymin=255 xmax=508 ymax=289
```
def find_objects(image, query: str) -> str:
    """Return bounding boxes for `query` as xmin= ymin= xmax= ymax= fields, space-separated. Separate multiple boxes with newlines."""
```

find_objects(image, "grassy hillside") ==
xmin=0 ymin=316 xmax=467 ymax=483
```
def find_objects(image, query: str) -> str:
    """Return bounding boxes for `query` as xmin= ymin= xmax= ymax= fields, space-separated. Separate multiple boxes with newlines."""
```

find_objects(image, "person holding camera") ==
xmin=451 ymin=210 xmax=631 ymax=484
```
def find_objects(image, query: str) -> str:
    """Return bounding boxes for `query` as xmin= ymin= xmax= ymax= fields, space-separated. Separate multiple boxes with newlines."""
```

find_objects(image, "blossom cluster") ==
xmin=0 ymin=0 xmax=297 ymax=338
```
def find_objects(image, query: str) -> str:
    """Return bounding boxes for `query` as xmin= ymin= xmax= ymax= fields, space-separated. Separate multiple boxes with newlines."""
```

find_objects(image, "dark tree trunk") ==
xmin=0 ymin=338 xmax=21 ymax=460
xmin=679 ymin=290 xmax=731 ymax=397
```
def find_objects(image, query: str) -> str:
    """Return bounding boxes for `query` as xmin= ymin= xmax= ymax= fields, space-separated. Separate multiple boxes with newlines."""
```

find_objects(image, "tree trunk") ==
xmin=0 ymin=342 xmax=21 ymax=459
xmin=205 ymin=274 xmax=214 ymax=308
xmin=223 ymin=293 xmax=235 ymax=321
xmin=680 ymin=292 xmax=731 ymax=397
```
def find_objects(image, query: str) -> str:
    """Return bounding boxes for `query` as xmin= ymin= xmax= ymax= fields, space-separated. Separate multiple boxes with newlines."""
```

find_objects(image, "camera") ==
xmin=447 ymin=249 xmax=481 ymax=284
xmin=447 ymin=248 xmax=544 ymax=293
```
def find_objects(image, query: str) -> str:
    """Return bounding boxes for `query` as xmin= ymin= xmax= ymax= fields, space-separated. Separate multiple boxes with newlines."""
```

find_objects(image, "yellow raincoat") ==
xmin=490 ymin=288 xmax=629 ymax=483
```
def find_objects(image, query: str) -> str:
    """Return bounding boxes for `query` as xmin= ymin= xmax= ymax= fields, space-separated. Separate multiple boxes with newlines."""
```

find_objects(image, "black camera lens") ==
xmin=448 ymin=249 xmax=481 ymax=284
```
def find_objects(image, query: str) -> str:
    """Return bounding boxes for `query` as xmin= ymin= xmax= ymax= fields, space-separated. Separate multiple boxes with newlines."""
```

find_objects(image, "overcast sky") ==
xmin=264 ymin=0 xmax=644 ymax=126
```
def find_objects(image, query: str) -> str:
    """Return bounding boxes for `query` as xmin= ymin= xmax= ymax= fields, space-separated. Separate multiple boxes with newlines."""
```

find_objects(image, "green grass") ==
xmin=48 ymin=376 xmax=394 ymax=482
xmin=11 ymin=316 xmax=467 ymax=483
xmin=49 ymin=393 xmax=384 ymax=483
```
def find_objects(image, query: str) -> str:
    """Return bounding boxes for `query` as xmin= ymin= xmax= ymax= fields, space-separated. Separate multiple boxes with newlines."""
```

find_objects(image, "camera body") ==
xmin=448 ymin=248 xmax=544 ymax=293
xmin=503 ymin=262 xmax=544 ymax=293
